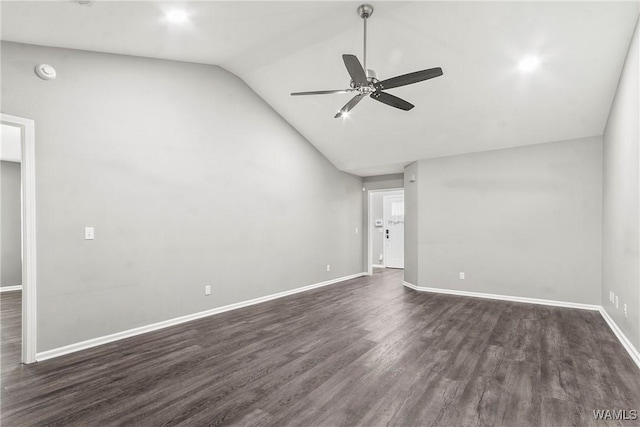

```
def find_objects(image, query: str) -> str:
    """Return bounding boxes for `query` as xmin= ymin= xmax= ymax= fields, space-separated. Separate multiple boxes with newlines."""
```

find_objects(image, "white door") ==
xmin=383 ymin=195 xmax=404 ymax=269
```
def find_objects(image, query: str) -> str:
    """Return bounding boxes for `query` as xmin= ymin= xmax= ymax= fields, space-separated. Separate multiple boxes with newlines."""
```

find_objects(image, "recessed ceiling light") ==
xmin=165 ymin=10 xmax=189 ymax=24
xmin=518 ymin=56 xmax=540 ymax=72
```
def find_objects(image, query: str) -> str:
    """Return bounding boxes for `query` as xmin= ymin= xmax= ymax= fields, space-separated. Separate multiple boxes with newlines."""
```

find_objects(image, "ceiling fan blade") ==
xmin=335 ymin=94 xmax=365 ymax=118
xmin=342 ymin=54 xmax=369 ymax=87
xmin=370 ymin=92 xmax=414 ymax=111
xmin=291 ymin=89 xmax=354 ymax=96
xmin=374 ymin=67 xmax=443 ymax=91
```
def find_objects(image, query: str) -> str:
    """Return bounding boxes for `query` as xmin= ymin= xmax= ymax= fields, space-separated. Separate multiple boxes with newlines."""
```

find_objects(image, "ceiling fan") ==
xmin=291 ymin=4 xmax=443 ymax=118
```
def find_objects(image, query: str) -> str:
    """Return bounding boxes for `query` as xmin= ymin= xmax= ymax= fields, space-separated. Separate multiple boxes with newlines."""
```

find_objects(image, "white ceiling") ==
xmin=1 ymin=1 xmax=638 ymax=176
xmin=1 ymin=124 xmax=22 ymax=163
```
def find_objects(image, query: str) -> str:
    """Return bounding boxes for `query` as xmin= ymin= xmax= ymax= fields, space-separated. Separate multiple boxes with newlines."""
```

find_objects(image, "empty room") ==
xmin=1 ymin=1 xmax=639 ymax=426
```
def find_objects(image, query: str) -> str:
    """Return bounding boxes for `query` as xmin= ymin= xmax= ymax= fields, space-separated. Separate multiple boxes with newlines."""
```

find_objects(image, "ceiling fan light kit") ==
xmin=291 ymin=4 xmax=443 ymax=118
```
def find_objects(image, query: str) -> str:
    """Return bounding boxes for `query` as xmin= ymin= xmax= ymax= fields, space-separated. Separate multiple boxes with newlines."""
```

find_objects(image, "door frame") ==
xmin=367 ymin=188 xmax=403 ymax=275
xmin=1 ymin=113 xmax=37 ymax=364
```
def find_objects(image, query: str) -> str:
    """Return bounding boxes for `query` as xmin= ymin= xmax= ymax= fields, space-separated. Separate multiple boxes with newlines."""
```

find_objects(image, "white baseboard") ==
xmin=402 ymin=281 xmax=420 ymax=291
xmin=0 ymin=285 xmax=22 ymax=293
xmin=403 ymin=281 xmax=640 ymax=370
xmin=402 ymin=281 xmax=600 ymax=311
xmin=37 ymin=272 xmax=366 ymax=362
xmin=372 ymin=264 xmax=385 ymax=268
xmin=599 ymin=307 xmax=640 ymax=370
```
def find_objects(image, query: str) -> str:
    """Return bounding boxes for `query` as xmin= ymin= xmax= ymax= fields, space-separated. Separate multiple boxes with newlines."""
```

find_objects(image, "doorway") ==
xmin=367 ymin=189 xmax=404 ymax=274
xmin=1 ymin=113 xmax=37 ymax=364
xmin=383 ymin=194 xmax=404 ymax=269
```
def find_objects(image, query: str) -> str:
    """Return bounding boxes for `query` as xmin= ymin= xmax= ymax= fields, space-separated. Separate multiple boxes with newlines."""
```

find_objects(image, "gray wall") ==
xmin=361 ymin=174 xmax=403 ymax=271
xmin=602 ymin=18 xmax=639 ymax=350
xmin=403 ymin=163 xmax=419 ymax=285
xmin=1 ymin=41 xmax=363 ymax=352
xmin=370 ymin=190 xmax=403 ymax=266
xmin=406 ymin=137 xmax=603 ymax=304
xmin=1 ymin=161 xmax=22 ymax=287
xmin=371 ymin=192 xmax=385 ymax=266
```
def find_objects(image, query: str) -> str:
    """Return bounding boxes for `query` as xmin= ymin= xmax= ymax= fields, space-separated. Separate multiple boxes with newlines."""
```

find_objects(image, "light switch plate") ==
xmin=84 ymin=227 xmax=95 ymax=240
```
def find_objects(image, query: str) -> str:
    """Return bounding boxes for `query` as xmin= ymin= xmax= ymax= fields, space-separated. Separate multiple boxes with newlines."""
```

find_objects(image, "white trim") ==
xmin=599 ymin=308 xmax=640 ymax=370
xmin=367 ymin=188 xmax=403 ymax=276
xmin=372 ymin=264 xmax=385 ymax=269
xmin=1 ymin=113 xmax=37 ymax=364
xmin=402 ymin=281 xmax=600 ymax=311
xmin=36 ymin=272 xmax=366 ymax=362
xmin=0 ymin=285 xmax=23 ymax=293
xmin=402 ymin=281 xmax=420 ymax=291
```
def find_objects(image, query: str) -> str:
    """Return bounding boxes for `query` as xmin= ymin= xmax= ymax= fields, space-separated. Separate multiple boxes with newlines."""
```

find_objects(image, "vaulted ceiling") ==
xmin=2 ymin=1 xmax=638 ymax=176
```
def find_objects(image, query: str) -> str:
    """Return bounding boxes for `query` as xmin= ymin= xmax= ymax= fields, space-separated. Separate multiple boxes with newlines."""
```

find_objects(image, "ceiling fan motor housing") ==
xmin=349 ymin=69 xmax=378 ymax=88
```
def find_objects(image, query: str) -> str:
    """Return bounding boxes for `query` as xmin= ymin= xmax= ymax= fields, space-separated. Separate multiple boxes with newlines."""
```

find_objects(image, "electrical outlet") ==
xmin=326 ymin=264 xmax=330 ymax=272
xmin=615 ymin=295 xmax=619 ymax=309
xmin=205 ymin=285 xmax=211 ymax=296
xmin=379 ymin=254 xmax=383 ymax=261
xmin=623 ymin=304 xmax=628 ymax=319
xmin=355 ymin=227 xmax=359 ymax=234
xmin=459 ymin=272 xmax=465 ymax=280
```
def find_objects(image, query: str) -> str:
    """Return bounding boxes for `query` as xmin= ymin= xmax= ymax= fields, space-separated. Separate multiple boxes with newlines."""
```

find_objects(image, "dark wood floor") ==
xmin=0 ymin=290 xmax=22 ymax=384
xmin=2 ymin=269 xmax=639 ymax=426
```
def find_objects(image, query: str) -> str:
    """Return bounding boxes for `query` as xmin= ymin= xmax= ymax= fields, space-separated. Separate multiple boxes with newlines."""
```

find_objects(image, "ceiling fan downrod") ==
xmin=357 ymin=4 xmax=374 ymax=74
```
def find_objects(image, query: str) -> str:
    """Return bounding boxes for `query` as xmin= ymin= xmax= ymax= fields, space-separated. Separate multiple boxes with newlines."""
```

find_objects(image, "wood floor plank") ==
xmin=2 ymin=269 xmax=639 ymax=426
xmin=496 ymin=361 xmax=542 ymax=427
